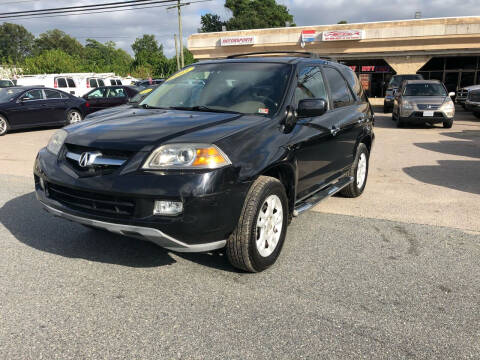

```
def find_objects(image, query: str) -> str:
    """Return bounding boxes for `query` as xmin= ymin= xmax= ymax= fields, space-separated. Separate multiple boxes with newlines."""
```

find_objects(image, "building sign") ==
xmin=322 ymin=29 xmax=365 ymax=41
xmin=361 ymin=65 xmax=391 ymax=73
xmin=220 ymin=36 xmax=255 ymax=46
xmin=301 ymin=30 xmax=316 ymax=43
xmin=359 ymin=74 xmax=371 ymax=91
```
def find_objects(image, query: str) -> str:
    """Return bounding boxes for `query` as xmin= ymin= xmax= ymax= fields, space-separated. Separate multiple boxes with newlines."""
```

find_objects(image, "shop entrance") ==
xmin=341 ymin=59 xmax=394 ymax=98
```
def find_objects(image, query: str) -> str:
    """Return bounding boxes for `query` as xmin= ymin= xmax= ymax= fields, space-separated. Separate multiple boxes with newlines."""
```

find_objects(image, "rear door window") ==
xmin=45 ymin=89 xmax=62 ymax=99
xmin=116 ymin=80 xmax=122 ymax=85
xmin=323 ymin=67 xmax=354 ymax=108
xmin=66 ymin=78 xmax=76 ymax=88
xmin=57 ymin=78 xmax=67 ymax=88
xmin=98 ymin=79 xmax=105 ymax=87
xmin=295 ymin=66 xmax=328 ymax=106
xmin=89 ymin=79 xmax=98 ymax=88
xmin=110 ymin=80 xmax=116 ymax=86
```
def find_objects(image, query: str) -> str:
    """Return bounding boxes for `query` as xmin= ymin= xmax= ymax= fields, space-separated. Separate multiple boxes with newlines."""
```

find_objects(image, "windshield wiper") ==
xmin=170 ymin=105 xmax=241 ymax=114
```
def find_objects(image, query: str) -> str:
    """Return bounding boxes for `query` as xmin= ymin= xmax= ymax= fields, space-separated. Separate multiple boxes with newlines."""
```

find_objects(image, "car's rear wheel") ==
xmin=66 ymin=110 xmax=82 ymax=125
xmin=226 ymin=176 xmax=288 ymax=273
xmin=340 ymin=143 xmax=369 ymax=198
xmin=0 ymin=115 xmax=9 ymax=136
xmin=474 ymin=112 xmax=480 ymax=119
xmin=443 ymin=119 xmax=453 ymax=128
xmin=396 ymin=114 xmax=404 ymax=128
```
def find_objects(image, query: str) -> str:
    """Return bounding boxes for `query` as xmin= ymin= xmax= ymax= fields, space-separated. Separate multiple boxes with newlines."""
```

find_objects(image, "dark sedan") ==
xmin=0 ymin=86 xmax=86 ymax=136
xmin=82 ymin=86 xmax=140 ymax=115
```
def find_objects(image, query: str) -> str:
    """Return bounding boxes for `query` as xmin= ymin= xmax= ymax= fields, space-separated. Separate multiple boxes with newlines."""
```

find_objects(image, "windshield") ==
xmin=141 ymin=62 xmax=292 ymax=116
xmin=389 ymin=75 xmax=422 ymax=88
xmin=0 ymin=88 xmax=24 ymax=102
xmin=403 ymin=83 xmax=447 ymax=97
xmin=0 ymin=80 xmax=13 ymax=88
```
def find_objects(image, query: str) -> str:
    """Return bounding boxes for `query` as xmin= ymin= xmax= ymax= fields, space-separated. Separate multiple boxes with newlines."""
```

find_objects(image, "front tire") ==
xmin=66 ymin=109 xmax=82 ymax=125
xmin=226 ymin=176 xmax=288 ymax=273
xmin=443 ymin=119 xmax=453 ymax=128
xmin=340 ymin=143 xmax=369 ymax=198
xmin=0 ymin=115 xmax=9 ymax=136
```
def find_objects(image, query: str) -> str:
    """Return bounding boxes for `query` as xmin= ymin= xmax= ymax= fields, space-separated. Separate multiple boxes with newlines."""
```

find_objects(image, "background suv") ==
xmin=392 ymin=80 xmax=455 ymax=128
xmin=384 ymin=74 xmax=424 ymax=113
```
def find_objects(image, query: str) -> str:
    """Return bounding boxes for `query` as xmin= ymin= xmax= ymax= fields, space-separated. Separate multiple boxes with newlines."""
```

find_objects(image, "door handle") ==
xmin=330 ymin=126 xmax=340 ymax=136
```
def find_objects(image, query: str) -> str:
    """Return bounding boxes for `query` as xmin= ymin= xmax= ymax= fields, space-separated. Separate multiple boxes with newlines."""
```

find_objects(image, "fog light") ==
xmin=153 ymin=200 xmax=183 ymax=216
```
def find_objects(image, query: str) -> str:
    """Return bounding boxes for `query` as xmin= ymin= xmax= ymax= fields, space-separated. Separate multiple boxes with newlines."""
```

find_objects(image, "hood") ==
xmin=404 ymin=96 xmax=447 ymax=105
xmin=65 ymin=108 xmax=244 ymax=151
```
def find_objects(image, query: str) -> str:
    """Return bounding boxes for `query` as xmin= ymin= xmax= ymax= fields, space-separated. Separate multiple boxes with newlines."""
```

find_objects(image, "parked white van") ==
xmin=16 ymin=75 xmax=78 ymax=95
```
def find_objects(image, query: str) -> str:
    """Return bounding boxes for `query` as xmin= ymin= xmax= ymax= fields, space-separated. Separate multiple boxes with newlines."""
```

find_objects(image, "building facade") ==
xmin=187 ymin=17 xmax=480 ymax=97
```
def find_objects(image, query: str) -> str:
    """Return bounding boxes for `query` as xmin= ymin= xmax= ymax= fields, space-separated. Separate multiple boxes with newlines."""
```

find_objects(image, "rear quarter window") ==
xmin=341 ymin=68 xmax=365 ymax=101
xmin=98 ymin=79 xmax=105 ymax=87
xmin=67 ymin=78 xmax=76 ymax=87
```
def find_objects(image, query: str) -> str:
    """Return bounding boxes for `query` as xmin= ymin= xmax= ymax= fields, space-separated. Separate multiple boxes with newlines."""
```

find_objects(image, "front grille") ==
xmin=457 ymin=89 xmax=468 ymax=97
xmin=417 ymin=104 xmax=440 ymax=110
xmin=47 ymin=182 xmax=136 ymax=218
xmin=63 ymin=143 xmax=133 ymax=176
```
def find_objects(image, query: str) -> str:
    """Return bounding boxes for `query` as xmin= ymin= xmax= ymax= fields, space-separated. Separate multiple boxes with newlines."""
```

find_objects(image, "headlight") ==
xmin=440 ymin=100 xmax=455 ymax=112
xmin=142 ymin=143 xmax=231 ymax=170
xmin=402 ymin=101 xmax=414 ymax=110
xmin=46 ymin=129 xmax=67 ymax=156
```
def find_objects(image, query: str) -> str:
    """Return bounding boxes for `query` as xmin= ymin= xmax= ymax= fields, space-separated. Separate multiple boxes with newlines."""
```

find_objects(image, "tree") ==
xmin=82 ymin=39 xmax=132 ymax=75
xmin=23 ymin=49 xmax=78 ymax=74
xmin=34 ymin=29 xmax=84 ymax=58
xmin=0 ymin=23 xmax=34 ymax=64
xmin=337 ymin=20 xmax=348 ymax=24
xmin=132 ymin=34 xmax=166 ymax=67
xmin=200 ymin=13 xmax=225 ymax=32
xmin=225 ymin=0 xmax=295 ymax=31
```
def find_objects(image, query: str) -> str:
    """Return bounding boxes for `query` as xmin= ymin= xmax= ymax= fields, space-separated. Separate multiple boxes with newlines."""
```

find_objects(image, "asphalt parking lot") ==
xmin=0 ymin=107 xmax=479 ymax=359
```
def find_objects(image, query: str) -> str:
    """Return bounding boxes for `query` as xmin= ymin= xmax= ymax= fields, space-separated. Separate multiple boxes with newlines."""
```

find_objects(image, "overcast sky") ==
xmin=2 ymin=0 xmax=479 ymax=57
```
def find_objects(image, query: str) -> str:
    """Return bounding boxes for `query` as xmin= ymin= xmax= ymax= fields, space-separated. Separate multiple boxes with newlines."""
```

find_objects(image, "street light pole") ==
xmin=174 ymin=34 xmax=180 ymax=71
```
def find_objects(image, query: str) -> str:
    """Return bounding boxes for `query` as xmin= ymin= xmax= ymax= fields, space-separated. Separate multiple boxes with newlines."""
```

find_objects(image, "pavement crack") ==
xmin=394 ymin=225 xmax=421 ymax=256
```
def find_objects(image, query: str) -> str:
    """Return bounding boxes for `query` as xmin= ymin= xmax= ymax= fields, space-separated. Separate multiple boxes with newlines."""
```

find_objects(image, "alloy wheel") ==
xmin=68 ymin=111 xmax=82 ymax=124
xmin=255 ymin=194 xmax=283 ymax=258
xmin=356 ymin=153 xmax=367 ymax=188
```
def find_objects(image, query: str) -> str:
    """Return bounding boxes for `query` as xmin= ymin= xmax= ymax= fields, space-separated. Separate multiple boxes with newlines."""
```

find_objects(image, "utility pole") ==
xmin=177 ymin=0 xmax=184 ymax=68
xmin=168 ymin=1 xmax=213 ymax=68
xmin=174 ymin=34 xmax=180 ymax=71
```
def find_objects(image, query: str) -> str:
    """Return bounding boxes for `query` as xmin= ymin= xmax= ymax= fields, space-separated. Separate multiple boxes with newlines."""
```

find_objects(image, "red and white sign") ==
xmin=301 ymin=30 xmax=316 ymax=43
xmin=322 ymin=29 xmax=365 ymax=41
xmin=220 ymin=36 xmax=255 ymax=46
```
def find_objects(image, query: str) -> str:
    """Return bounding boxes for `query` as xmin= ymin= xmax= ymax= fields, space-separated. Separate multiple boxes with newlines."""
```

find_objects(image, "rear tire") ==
xmin=443 ymin=119 xmax=453 ymax=128
xmin=396 ymin=115 xmax=404 ymax=128
xmin=474 ymin=112 xmax=480 ymax=119
xmin=226 ymin=176 xmax=288 ymax=273
xmin=340 ymin=143 xmax=369 ymax=198
xmin=0 ymin=115 xmax=9 ymax=136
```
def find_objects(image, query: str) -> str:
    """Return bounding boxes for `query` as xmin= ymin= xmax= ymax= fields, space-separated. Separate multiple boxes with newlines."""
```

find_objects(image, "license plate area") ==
xmin=423 ymin=111 xmax=434 ymax=117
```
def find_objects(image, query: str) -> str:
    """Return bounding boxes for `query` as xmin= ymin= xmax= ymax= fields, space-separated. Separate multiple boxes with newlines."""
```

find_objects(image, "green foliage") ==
xmin=0 ymin=23 xmax=189 ymax=78
xmin=23 ymin=49 xmax=79 ymax=74
xmin=337 ymin=20 xmax=348 ymax=24
xmin=0 ymin=23 xmax=35 ymax=64
xmin=223 ymin=0 xmax=295 ymax=31
xmin=200 ymin=13 xmax=225 ymax=32
xmin=34 ymin=29 xmax=84 ymax=58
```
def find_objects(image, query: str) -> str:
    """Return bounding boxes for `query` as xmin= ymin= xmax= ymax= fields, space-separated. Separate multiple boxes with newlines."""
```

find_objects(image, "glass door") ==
xmin=444 ymin=72 xmax=460 ymax=93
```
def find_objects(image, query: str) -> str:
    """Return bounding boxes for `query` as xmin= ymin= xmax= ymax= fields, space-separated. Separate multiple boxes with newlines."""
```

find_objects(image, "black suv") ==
xmin=34 ymin=53 xmax=374 ymax=272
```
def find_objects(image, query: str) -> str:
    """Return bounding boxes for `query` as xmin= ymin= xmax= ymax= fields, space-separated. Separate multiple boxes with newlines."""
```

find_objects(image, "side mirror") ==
xmin=448 ymin=92 xmax=455 ymax=97
xmin=297 ymin=98 xmax=327 ymax=118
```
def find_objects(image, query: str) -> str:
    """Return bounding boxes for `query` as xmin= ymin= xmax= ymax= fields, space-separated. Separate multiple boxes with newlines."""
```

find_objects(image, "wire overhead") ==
xmin=0 ymin=0 xmax=178 ymax=19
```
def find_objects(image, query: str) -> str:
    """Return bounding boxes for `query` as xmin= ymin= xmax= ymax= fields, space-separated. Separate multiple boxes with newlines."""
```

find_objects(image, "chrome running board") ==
xmin=293 ymin=176 xmax=353 ymax=217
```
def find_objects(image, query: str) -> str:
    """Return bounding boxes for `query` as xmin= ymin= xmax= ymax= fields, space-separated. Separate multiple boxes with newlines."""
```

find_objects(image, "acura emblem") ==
xmin=78 ymin=151 xmax=102 ymax=168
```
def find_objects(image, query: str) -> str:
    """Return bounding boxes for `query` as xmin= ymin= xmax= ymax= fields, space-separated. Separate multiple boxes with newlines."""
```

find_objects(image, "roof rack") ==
xmin=226 ymin=51 xmax=334 ymax=61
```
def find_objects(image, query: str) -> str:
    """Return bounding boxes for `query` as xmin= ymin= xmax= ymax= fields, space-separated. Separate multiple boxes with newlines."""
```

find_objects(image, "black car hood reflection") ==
xmin=65 ymin=108 xmax=244 ymax=151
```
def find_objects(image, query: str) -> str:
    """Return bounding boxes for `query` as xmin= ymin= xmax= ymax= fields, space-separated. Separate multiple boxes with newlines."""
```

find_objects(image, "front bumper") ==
xmin=39 ymin=202 xmax=226 ymax=252
xmin=400 ymin=111 xmax=452 ymax=124
xmin=34 ymin=148 xmax=251 ymax=250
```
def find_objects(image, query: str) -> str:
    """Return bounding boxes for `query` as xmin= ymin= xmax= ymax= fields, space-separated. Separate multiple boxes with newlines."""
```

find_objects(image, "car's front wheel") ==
xmin=0 ymin=115 xmax=9 ymax=136
xmin=226 ymin=176 xmax=288 ymax=273
xmin=443 ymin=119 xmax=453 ymax=128
xmin=340 ymin=143 xmax=369 ymax=198
xmin=66 ymin=109 xmax=82 ymax=125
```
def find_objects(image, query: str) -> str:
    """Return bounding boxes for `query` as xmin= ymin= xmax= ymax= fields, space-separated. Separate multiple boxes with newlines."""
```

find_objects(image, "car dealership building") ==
xmin=188 ymin=16 xmax=480 ymax=98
